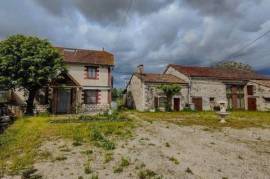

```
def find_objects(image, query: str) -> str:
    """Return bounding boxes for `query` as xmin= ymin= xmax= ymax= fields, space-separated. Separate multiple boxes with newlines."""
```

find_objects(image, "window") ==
xmin=84 ymin=90 xmax=98 ymax=104
xmin=0 ymin=90 xmax=8 ymax=103
xmin=247 ymin=85 xmax=254 ymax=95
xmin=87 ymin=66 xmax=97 ymax=79
xmin=159 ymin=97 xmax=167 ymax=108
xmin=264 ymin=98 xmax=270 ymax=103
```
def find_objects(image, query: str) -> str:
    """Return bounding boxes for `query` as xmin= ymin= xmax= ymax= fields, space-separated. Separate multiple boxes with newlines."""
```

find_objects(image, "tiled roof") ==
xmin=134 ymin=73 xmax=187 ymax=84
xmin=251 ymin=80 xmax=270 ymax=88
xmin=55 ymin=47 xmax=114 ymax=65
xmin=168 ymin=64 xmax=270 ymax=80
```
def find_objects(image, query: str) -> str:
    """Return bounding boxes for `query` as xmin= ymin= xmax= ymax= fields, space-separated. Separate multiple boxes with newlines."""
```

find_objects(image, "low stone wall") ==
xmin=82 ymin=104 xmax=110 ymax=113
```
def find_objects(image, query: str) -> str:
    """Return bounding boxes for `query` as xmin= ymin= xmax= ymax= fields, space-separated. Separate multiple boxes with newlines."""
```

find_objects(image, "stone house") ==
xmin=125 ymin=65 xmax=188 ymax=111
xmin=125 ymin=64 xmax=270 ymax=111
xmin=2 ymin=47 xmax=114 ymax=114
xmin=164 ymin=64 xmax=270 ymax=111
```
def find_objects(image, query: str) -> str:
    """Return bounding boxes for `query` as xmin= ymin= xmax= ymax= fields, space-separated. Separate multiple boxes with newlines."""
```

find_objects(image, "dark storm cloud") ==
xmin=0 ymin=0 xmax=270 ymax=87
xmin=34 ymin=0 xmax=175 ymax=25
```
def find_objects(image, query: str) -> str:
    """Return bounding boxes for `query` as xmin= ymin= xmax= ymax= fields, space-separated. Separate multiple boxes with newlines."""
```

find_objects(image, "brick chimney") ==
xmin=136 ymin=64 xmax=144 ymax=74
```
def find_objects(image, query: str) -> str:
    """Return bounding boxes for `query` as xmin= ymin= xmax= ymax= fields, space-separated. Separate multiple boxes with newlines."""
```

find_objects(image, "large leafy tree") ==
xmin=0 ymin=35 xmax=66 ymax=114
xmin=158 ymin=84 xmax=181 ymax=111
xmin=213 ymin=61 xmax=254 ymax=72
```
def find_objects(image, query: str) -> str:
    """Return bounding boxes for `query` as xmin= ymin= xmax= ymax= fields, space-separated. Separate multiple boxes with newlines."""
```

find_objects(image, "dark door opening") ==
xmin=248 ymin=97 xmax=257 ymax=111
xmin=192 ymin=97 xmax=202 ymax=111
xmin=173 ymin=98 xmax=180 ymax=111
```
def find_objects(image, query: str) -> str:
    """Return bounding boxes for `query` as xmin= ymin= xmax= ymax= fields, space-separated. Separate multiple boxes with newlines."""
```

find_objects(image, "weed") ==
xmin=78 ymin=176 xmax=83 ymax=179
xmin=138 ymin=169 xmax=162 ymax=179
xmin=185 ymin=167 xmax=193 ymax=174
xmin=91 ymin=174 xmax=99 ymax=179
xmin=84 ymin=166 xmax=92 ymax=174
xmin=113 ymin=157 xmax=130 ymax=173
xmin=90 ymin=128 xmax=115 ymax=150
xmin=104 ymin=153 xmax=113 ymax=163
xmin=165 ymin=142 xmax=170 ymax=147
xmin=168 ymin=156 xmax=179 ymax=165
xmin=55 ymin=156 xmax=67 ymax=161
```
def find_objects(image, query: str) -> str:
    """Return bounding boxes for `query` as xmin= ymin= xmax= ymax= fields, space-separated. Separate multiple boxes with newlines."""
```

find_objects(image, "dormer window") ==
xmin=87 ymin=66 xmax=97 ymax=79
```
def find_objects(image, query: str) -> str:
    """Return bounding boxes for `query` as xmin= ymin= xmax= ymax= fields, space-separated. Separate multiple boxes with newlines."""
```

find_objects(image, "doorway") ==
xmin=173 ymin=98 xmax=180 ymax=111
xmin=56 ymin=88 xmax=71 ymax=113
xmin=192 ymin=97 xmax=203 ymax=111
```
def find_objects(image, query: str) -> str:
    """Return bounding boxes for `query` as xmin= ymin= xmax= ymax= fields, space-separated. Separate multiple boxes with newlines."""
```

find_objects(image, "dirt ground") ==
xmin=5 ymin=119 xmax=270 ymax=179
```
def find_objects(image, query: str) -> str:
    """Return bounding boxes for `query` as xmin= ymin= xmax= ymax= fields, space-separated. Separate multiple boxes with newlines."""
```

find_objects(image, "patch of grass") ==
xmin=131 ymin=111 xmax=270 ymax=129
xmin=91 ymin=174 xmax=99 ymax=179
xmin=90 ymin=128 xmax=115 ymax=150
xmin=113 ymin=157 xmax=130 ymax=173
xmin=104 ymin=152 xmax=113 ymax=163
xmin=168 ymin=156 xmax=179 ymax=165
xmin=0 ymin=114 xmax=134 ymax=175
xmin=54 ymin=156 xmax=67 ymax=161
xmin=138 ymin=169 xmax=162 ymax=179
xmin=165 ymin=142 xmax=170 ymax=147
xmin=84 ymin=166 xmax=92 ymax=174
xmin=39 ymin=151 xmax=53 ymax=160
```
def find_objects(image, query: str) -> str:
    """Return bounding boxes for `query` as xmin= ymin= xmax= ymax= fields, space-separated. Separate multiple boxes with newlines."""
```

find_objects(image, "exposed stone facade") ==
xmin=247 ymin=81 xmax=270 ymax=111
xmin=190 ymin=79 xmax=227 ymax=110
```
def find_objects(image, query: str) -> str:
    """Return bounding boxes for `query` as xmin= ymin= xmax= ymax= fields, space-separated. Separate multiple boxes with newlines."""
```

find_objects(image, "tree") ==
xmin=0 ymin=34 xmax=66 ymax=114
xmin=212 ymin=61 xmax=254 ymax=72
xmin=112 ymin=88 xmax=124 ymax=101
xmin=158 ymin=84 xmax=181 ymax=111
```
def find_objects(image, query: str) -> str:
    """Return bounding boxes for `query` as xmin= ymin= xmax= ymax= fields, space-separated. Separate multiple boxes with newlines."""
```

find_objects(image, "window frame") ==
xmin=84 ymin=90 xmax=98 ymax=104
xmin=86 ymin=66 xmax=98 ymax=79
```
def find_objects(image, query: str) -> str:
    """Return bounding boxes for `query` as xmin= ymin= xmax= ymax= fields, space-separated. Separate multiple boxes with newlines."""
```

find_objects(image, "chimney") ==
xmin=136 ymin=64 xmax=144 ymax=74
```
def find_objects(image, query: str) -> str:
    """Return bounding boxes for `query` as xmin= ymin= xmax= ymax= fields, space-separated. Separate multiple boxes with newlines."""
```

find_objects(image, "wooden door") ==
xmin=56 ymin=88 xmax=71 ymax=113
xmin=248 ymin=97 xmax=257 ymax=111
xmin=192 ymin=97 xmax=202 ymax=111
xmin=173 ymin=98 xmax=180 ymax=111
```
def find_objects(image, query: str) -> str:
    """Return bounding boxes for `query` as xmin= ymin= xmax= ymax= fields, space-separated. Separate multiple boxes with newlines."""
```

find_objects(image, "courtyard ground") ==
xmin=0 ymin=111 xmax=270 ymax=179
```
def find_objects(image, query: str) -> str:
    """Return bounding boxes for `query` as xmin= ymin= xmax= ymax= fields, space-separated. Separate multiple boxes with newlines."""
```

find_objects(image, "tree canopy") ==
xmin=212 ymin=61 xmax=254 ymax=72
xmin=158 ymin=84 xmax=181 ymax=111
xmin=0 ymin=34 xmax=66 ymax=114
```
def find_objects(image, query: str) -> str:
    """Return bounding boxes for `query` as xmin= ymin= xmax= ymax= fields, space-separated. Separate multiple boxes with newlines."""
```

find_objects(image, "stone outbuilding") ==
xmin=125 ymin=65 xmax=188 ymax=111
xmin=125 ymin=64 xmax=270 ymax=111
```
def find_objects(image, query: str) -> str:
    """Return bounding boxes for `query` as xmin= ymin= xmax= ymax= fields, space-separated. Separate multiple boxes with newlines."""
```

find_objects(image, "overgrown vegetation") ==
xmin=0 ymin=114 xmax=134 ymax=176
xmin=131 ymin=111 xmax=270 ymax=129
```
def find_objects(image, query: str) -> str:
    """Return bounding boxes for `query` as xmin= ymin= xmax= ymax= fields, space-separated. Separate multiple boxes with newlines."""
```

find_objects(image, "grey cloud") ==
xmin=0 ymin=0 xmax=270 ymax=87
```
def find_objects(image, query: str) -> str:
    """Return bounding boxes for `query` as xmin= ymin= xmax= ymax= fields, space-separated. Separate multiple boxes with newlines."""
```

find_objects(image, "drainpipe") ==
xmin=188 ymin=75 xmax=192 ymax=105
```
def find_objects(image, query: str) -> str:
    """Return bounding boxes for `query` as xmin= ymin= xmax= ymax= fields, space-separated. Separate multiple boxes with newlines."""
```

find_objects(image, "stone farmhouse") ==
xmin=1 ymin=47 xmax=114 ymax=114
xmin=125 ymin=64 xmax=270 ymax=111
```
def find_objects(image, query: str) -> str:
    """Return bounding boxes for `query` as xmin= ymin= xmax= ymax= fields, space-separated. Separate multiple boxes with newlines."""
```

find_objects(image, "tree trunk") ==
xmin=166 ymin=95 xmax=173 ymax=112
xmin=26 ymin=89 xmax=37 ymax=115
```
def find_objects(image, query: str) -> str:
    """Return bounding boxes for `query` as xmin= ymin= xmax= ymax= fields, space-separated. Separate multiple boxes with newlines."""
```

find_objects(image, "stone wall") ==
xmin=190 ymin=79 xmax=227 ymax=110
xmin=247 ymin=81 xmax=270 ymax=111
xmin=82 ymin=104 xmax=110 ymax=113
xmin=144 ymin=83 xmax=189 ymax=111
xmin=126 ymin=75 xmax=145 ymax=111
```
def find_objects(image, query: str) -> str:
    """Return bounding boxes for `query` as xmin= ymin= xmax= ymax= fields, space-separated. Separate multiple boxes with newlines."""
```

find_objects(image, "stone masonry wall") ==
xmin=144 ymin=83 xmax=189 ymax=111
xmin=247 ymin=81 xmax=270 ymax=111
xmin=190 ymin=79 xmax=227 ymax=110
xmin=126 ymin=75 xmax=145 ymax=111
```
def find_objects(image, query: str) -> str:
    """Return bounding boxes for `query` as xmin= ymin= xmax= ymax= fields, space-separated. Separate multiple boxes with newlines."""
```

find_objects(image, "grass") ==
xmin=138 ymin=169 xmax=162 ymax=179
xmin=113 ymin=157 xmax=130 ymax=173
xmin=0 ymin=114 xmax=134 ymax=176
xmin=168 ymin=156 xmax=179 ymax=165
xmin=130 ymin=111 xmax=270 ymax=129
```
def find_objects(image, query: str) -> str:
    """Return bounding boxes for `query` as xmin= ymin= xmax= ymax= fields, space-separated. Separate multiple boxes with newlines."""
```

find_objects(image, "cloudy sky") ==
xmin=0 ymin=0 xmax=270 ymax=87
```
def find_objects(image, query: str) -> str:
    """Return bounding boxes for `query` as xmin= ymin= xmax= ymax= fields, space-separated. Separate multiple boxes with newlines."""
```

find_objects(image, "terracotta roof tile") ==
xmin=55 ymin=47 xmax=114 ymax=65
xmin=134 ymin=73 xmax=186 ymax=84
xmin=168 ymin=64 xmax=270 ymax=80
xmin=251 ymin=80 xmax=270 ymax=88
